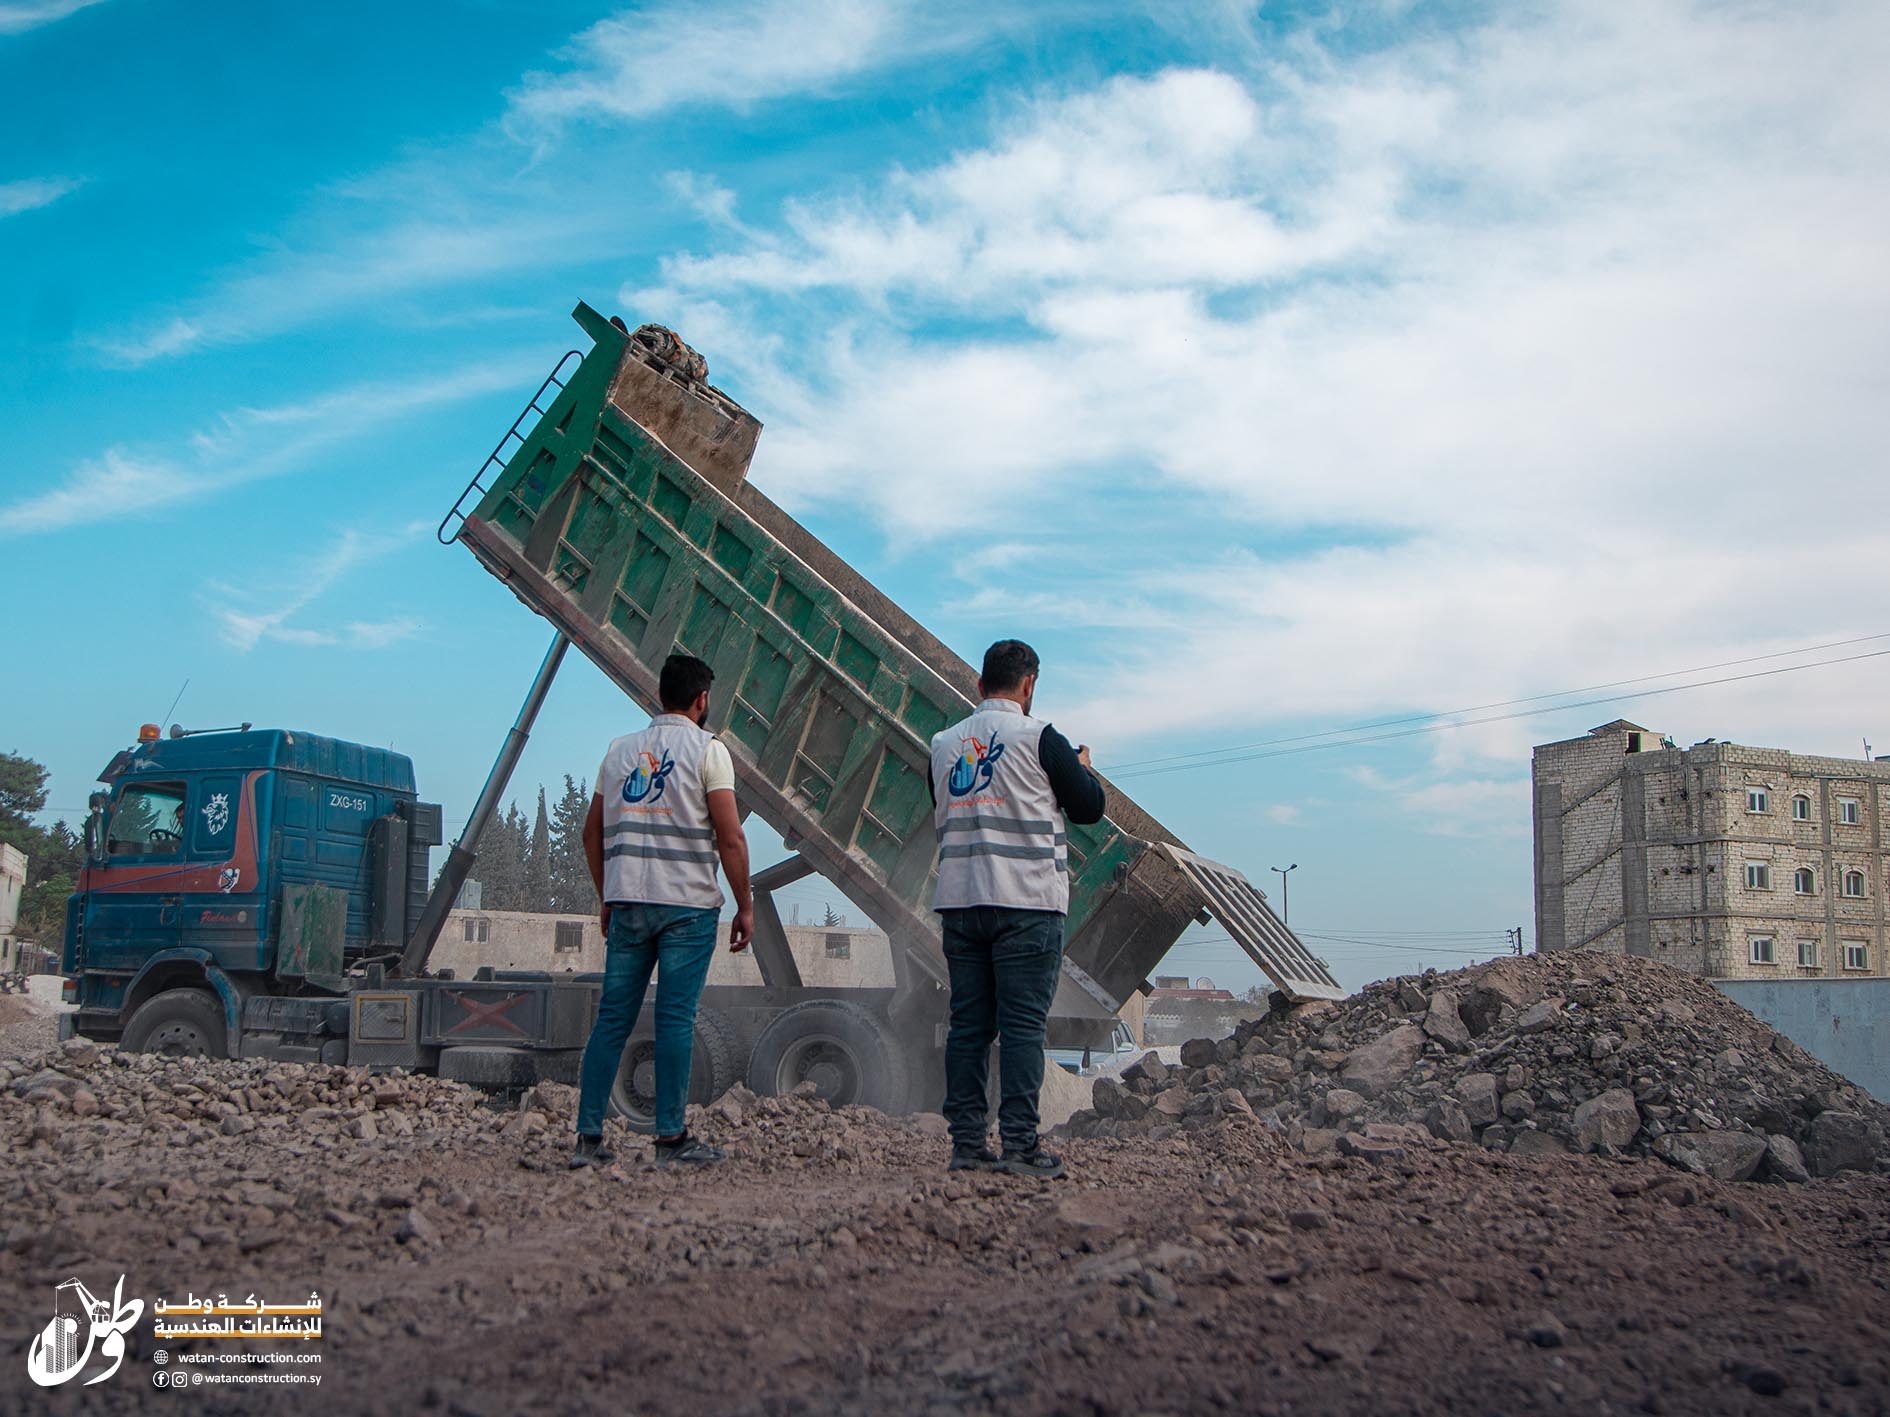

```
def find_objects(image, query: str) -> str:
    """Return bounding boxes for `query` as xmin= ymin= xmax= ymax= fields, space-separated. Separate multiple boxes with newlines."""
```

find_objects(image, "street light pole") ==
xmin=1270 ymin=863 xmax=1299 ymax=924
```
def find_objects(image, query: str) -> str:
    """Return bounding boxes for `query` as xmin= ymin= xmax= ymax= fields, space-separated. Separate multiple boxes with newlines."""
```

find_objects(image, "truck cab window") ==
xmin=108 ymin=782 xmax=187 ymax=856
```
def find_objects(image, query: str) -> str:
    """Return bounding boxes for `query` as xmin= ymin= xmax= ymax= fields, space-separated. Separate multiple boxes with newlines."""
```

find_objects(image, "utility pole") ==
xmin=1508 ymin=926 xmax=1525 ymax=956
xmin=1270 ymin=863 xmax=1298 ymax=924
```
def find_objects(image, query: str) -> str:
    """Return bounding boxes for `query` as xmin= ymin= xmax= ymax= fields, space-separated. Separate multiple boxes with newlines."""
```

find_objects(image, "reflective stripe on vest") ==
xmin=930 ymin=701 xmax=1069 ymax=913
xmin=599 ymin=716 xmax=724 ymax=910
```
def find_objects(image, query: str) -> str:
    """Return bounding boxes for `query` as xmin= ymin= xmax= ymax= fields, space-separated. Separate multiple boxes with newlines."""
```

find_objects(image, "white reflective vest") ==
xmin=929 ymin=699 xmax=1068 ymax=914
xmin=598 ymin=715 xmax=724 ymax=909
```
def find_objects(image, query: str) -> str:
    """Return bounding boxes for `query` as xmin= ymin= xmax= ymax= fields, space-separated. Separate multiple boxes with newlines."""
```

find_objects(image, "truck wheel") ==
xmin=608 ymin=1006 xmax=742 ymax=1130
xmin=438 ymin=1046 xmax=537 ymax=1090
xmin=746 ymin=1000 xmax=909 ymax=1113
xmin=122 ymin=988 xmax=227 ymax=1058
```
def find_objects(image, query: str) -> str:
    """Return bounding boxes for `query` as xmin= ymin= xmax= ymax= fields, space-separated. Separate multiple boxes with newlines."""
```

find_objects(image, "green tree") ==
xmin=525 ymin=787 xmax=553 ymax=911
xmin=0 ymin=750 xmax=50 ymax=854
xmin=549 ymin=773 xmax=599 ymax=916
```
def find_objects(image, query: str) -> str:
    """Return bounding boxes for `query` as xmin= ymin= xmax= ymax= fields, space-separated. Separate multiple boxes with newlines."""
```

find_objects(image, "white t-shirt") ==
xmin=595 ymin=736 xmax=734 ymax=798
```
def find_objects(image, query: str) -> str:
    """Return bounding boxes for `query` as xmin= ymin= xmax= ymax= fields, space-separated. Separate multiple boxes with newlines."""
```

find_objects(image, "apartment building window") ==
xmin=1748 ymin=935 xmax=1775 ymax=966
xmin=1744 ymin=860 xmax=1771 ymax=890
xmin=1794 ymin=867 xmax=1816 ymax=895
xmin=554 ymin=920 xmax=584 ymax=953
xmin=1792 ymin=794 xmax=1811 ymax=821
xmin=1746 ymin=787 xmax=1769 ymax=814
xmin=1842 ymin=869 xmax=1867 ymax=899
xmin=824 ymin=932 xmax=851 ymax=960
xmin=1839 ymin=797 xmax=1861 ymax=825
xmin=463 ymin=918 xmax=489 ymax=944
xmin=1843 ymin=940 xmax=1870 ymax=971
xmin=1797 ymin=939 xmax=1820 ymax=968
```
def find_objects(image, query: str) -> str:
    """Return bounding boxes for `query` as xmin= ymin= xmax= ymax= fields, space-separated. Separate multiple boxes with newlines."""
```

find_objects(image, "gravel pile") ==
xmin=1063 ymin=953 xmax=1889 ymax=1183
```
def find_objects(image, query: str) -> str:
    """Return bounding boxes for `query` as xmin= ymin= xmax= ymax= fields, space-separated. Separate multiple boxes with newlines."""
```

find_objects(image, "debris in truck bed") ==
xmin=3 ymin=1022 xmax=1890 ymax=1414
xmin=1063 ymin=953 xmax=1889 ymax=1183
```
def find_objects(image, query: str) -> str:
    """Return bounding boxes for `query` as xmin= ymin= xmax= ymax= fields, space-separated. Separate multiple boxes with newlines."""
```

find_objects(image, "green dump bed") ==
xmin=447 ymin=303 xmax=1342 ymax=1023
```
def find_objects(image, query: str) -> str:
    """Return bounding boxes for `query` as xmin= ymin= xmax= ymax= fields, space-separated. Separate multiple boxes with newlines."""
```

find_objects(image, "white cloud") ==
xmin=0 ymin=0 xmax=106 ymax=35
xmin=632 ymin=1 xmax=1890 ymax=800
xmin=98 ymin=218 xmax=575 ymax=366
xmin=507 ymin=0 xmax=1039 ymax=136
xmin=209 ymin=524 xmax=427 ymax=654
xmin=1263 ymin=803 xmax=1301 ymax=826
xmin=0 ymin=361 xmax=537 ymax=534
xmin=0 ymin=175 xmax=82 ymax=217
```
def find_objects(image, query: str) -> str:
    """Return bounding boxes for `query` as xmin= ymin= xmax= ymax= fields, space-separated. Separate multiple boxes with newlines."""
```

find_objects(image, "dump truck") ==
xmin=58 ymin=301 xmax=1340 ymax=1122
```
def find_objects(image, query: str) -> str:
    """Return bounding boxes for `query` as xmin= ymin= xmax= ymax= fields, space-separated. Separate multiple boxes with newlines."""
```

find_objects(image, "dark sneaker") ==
xmin=997 ymin=1147 xmax=1065 ymax=1180
xmin=948 ymin=1145 xmax=1001 ymax=1172
xmin=569 ymin=1134 xmax=616 ymax=1169
xmin=654 ymin=1131 xmax=726 ymax=1167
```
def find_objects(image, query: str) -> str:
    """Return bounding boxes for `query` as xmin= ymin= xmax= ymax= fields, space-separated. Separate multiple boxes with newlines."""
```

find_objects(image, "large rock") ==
xmin=1514 ymin=998 xmax=1566 ymax=1035
xmin=1421 ymin=992 xmax=1471 ymax=1053
xmin=1339 ymin=1025 xmax=1425 ymax=1099
xmin=1460 ymin=967 xmax=1537 ymax=1036
xmin=1425 ymin=1096 xmax=1473 ymax=1143
xmin=1091 ymin=1076 xmax=1125 ymax=1118
xmin=1455 ymin=1072 xmax=1500 ymax=1128
xmin=1571 ymin=1089 xmax=1640 ymax=1153
xmin=1762 ymin=1133 xmax=1810 ymax=1184
xmin=1802 ymin=1111 xmax=1880 ymax=1177
xmin=1179 ymin=1038 xmax=1219 ymax=1070
xmin=1652 ymin=1130 xmax=1768 ymax=1182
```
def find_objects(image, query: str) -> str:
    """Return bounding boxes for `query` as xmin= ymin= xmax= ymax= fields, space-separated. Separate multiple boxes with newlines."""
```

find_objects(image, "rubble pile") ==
xmin=1064 ymin=953 xmax=1890 ymax=1183
xmin=1 ymin=1036 xmax=494 ymax=1153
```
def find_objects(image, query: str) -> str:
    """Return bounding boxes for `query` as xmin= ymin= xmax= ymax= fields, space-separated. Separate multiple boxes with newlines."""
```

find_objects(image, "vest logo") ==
xmin=28 ymin=1275 xmax=142 ymax=1388
xmin=948 ymin=730 xmax=1005 ymax=797
xmin=622 ymin=748 xmax=677 ymax=805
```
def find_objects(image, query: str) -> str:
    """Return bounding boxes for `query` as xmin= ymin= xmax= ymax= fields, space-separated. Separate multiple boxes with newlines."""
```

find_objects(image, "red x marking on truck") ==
xmin=443 ymin=990 xmax=529 ymax=1037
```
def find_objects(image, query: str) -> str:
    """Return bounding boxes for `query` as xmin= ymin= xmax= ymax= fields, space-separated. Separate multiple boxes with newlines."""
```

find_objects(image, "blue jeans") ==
xmin=940 ymin=906 xmax=1065 ymax=1155
xmin=576 ymin=903 xmax=720 ymax=1137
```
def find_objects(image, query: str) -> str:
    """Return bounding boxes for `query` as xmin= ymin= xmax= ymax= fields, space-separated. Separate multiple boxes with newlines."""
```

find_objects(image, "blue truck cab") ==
xmin=66 ymin=724 xmax=442 ymax=1059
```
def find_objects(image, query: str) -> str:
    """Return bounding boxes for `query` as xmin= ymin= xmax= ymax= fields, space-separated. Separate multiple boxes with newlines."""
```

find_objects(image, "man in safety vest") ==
xmin=929 ymin=639 xmax=1105 ymax=1178
xmin=572 ymin=653 xmax=754 ymax=1168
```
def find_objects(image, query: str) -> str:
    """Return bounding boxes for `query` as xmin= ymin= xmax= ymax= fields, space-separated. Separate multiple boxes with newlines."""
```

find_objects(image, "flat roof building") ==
xmin=1533 ymin=721 xmax=1890 ymax=980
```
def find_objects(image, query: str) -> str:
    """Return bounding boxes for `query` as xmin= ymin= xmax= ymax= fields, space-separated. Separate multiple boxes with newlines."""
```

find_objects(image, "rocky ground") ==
xmin=1067 ymin=953 xmax=1890 ymax=1186
xmin=3 ymin=959 xmax=1889 ymax=1415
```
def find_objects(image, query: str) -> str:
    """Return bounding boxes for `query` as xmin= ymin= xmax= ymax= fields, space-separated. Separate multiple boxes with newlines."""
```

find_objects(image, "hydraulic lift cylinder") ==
xmin=398 ymin=632 xmax=570 ymax=976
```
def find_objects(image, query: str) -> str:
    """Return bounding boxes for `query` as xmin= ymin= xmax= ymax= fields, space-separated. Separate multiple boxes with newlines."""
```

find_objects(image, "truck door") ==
xmin=85 ymin=778 xmax=190 ymax=971
xmin=180 ymin=773 xmax=266 ymax=971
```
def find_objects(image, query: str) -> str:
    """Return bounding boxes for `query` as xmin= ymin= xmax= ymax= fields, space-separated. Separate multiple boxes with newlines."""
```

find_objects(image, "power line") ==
xmin=1101 ymin=632 xmax=1890 ymax=774
xmin=1107 ymin=646 xmax=1890 ymax=781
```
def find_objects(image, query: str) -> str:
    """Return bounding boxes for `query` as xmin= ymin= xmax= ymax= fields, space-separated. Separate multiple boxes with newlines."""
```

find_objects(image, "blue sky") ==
xmin=5 ymin=0 xmax=1888 ymax=992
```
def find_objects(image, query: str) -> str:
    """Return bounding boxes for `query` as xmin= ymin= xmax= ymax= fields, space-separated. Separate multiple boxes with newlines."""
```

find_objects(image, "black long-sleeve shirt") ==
xmin=928 ymin=722 xmax=1106 ymax=824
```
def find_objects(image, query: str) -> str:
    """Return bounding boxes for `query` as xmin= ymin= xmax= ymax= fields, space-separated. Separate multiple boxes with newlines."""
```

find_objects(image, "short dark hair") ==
xmin=659 ymin=654 xmax=714 ymax=711
xmin=980 ymin=639 xmax=1040 ymax=693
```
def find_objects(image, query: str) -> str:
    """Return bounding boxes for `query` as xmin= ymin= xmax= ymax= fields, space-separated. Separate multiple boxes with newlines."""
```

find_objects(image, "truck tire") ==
xmin=438 ymin=1046 xmax=537 ymax=1091
xmin=746 ymin=999 xmax=910 ymax=1113
xmin=608 ymin=1006 xmax=741 ymax=1130
xmin=122 ymin=988 xmax=228 ymax=1059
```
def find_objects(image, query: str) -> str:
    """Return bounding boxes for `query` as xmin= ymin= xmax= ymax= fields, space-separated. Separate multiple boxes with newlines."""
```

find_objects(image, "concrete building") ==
xmin=1 ymin=843 xmax=25 ymax=972
xmin=1533 ymin=721 xmax=1890 ymax=980
xmin=430 ymin=907 xmax=1145 ymax=1041
xmin=430 ymin=908 xmax=899 ymax=988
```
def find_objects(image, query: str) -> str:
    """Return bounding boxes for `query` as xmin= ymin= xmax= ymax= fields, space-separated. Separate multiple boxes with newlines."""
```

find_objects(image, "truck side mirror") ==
xmin=84 ymin=791 xmax=110 ymax=865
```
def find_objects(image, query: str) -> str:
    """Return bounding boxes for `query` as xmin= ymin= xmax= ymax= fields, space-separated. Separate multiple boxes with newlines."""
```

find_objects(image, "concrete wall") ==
xmin=1714 ymin=978 xmax=1890 ymax=1102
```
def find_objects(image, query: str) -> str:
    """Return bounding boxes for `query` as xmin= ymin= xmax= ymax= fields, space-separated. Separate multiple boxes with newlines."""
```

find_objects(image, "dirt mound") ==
xmin=1063 ymin=953 xmax=1889 ymax=1182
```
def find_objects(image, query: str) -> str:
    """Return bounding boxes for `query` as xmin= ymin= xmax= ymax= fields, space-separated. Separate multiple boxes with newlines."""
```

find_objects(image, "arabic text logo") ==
xmin=947 ymin=730 xmax=1005 ymax=798
xmin=622 ymin=748 xmax=676 ymax=805
xmin=27 ymin=1275 xmax=142 ymax=1388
